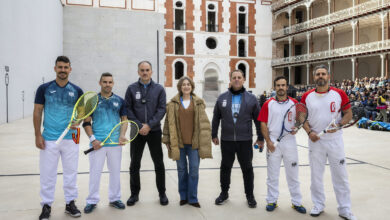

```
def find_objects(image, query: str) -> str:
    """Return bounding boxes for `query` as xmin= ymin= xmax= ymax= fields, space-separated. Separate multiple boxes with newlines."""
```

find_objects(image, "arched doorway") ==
xmin=203 ymin=68 xmax=219 ymax=105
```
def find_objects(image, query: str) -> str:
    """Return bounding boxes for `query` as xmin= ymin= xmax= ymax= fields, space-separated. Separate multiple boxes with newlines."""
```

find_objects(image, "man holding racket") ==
xmin=301 ymin=64 xmax=357 ymax=220
xmin=258 ymin=76 xmax=306 ymax=214
xmin=82 ymin=73 xmax=127 ymax=213
xmin=124 ymin=61 xmax=168 ymax=206
xmin=33 ymin=56 xmax=83 ymax=219
xmin=212 ymin=69 xmax=264 ymax=208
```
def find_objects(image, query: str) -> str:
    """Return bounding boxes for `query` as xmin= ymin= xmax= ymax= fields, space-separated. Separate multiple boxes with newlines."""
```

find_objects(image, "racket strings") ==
xmin=295 ymin=104 xmax=308 ymax=128
xmin=75 ymin=93 xmax=98 ymax=120
xmin=129 ymin=123 xmax=139 ymax=140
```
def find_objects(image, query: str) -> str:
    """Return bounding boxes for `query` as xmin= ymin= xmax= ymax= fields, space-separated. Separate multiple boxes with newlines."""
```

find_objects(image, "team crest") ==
xmin=136 ymin=91 xmax=141 ymax=100
xmin=113 ymin=102 xmax=119 ymax=107
xmin=330 ymin=102 xmax=336 ymax=112
xmin=68 ymin=92 xmax=75 ymax=97
xmin=222 ymin=100 xmax=227 ymax=107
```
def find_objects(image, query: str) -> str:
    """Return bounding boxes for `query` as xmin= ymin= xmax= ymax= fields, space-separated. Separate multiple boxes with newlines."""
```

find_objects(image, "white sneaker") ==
xmin=339 ymin=213 xmax=357 ymax=220
xmin=310 ymin=207 xmax=324 ymax=217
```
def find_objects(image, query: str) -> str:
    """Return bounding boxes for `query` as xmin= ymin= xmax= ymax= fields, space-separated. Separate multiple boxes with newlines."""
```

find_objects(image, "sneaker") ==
xmin=39 ymin=204 xmax=51 ymax=220
xmin=215 ymin=192 xmax=229 ymax=205
xmin=83 ymin=204 xmax=96 ymax=214
xmin=292 ymin=204 xmax=307 ymax=214
xmin=110 ymin=200 xmax=125 ymax=209
xmin=339 ymin=213 xmax=357 ymax=220
xmin=126 ymin=194 xmax=139 ymax=206
xmin=266 ymin=203 xmax=278 ymax=212
xmin=246 ymin=195 xmax=257 ymax=208
xmin=310 ymin=207 xmax=324 ymax=217
xmin=159 ymin=193 xmax=169 ymax=206
xmin=65 ymin=200 xmax=81 ymax=218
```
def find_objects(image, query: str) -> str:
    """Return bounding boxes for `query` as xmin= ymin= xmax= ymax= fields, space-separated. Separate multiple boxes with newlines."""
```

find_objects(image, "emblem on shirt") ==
xmin=222 ymin=100 xmax=227 ymax=107
xmin=49 ymin=90 xmax=56 ymax=94
xmin=113 ymin=102 xmax=119 ymax=107
xmin=288 ymin=111 xmax=293 ymax=122
xmin=136 ymin=91 xmax=141 ymax=100
xmin=330 ymin=102 xmax=336 ymax=112
xmin=69 ymin=92 xmax=75 ymax=97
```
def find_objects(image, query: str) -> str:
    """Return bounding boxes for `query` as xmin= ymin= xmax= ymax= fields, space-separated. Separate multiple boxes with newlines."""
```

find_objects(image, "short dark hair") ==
xmin=313 ymin=64 xmax=329 ymax=75
xmin=138 ymin=61 xmax=152 ymax=70
xmin=100 ymin=72 xmax=113 ymax=81
xmin=274 ymin=76 xmax=288 ymax=87
xmin=55 ymin=56 xmax=70 ymax=65
xmin=229 ymin=69 xmax=245 ymax=79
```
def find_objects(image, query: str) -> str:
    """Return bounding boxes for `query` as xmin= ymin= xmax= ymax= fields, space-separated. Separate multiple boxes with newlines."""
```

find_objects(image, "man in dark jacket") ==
xmin=124 ymin=61 xmax=168 ymax=206
xmin=212 ymin=69 xmax=264 ymax=208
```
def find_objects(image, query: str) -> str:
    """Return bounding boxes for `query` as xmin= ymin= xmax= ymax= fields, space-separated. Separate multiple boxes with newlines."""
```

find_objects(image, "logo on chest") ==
xmin=113 ymin=102 xmax=119 ymax=107
xmin=330 ymin=102 xmax=336 ymax=112
xmin=136 ymin=91 xmax=141 ymax=100
xmin=68 ymin=91 xmax=75 ymax=97
xmin=222 ymin=100 xmax=227 ymax=108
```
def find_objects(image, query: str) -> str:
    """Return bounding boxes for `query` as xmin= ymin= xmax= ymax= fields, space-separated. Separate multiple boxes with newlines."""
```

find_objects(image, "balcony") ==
xmin=271 ymin=0 xmax=301 ymax=12
xmin=272 ymin=0 xmax=390 ymax=40
xmin=173 ymin=22 xmax=186 ymax=31
xmin=206 ymin=24 xmax=219 ymax=32
xmin=272 ymin=39 xmax=390 ymax=67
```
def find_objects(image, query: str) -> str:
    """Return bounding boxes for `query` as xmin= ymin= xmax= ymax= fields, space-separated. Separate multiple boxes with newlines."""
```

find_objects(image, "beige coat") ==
xmin=162 ymin=94 xmax=212 ymax=161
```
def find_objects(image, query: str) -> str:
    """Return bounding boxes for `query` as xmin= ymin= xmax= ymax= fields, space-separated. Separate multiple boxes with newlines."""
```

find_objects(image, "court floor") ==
xmin=0 ymin=108 xmax=389 ymax=220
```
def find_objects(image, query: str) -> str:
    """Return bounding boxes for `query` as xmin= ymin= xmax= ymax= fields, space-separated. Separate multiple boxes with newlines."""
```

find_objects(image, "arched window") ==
xmin=238 ymin=6 xmax=247 ymax=33
xmin=238 ymin=63 xmax=246 ymax=78
xmin=207 ymin=4 xmax=217 ymax=32
xmin=175 ymin=36 xmax=184 ymax=55
xmin=175 ymin=1 xmax=185 ymax=30
xmin=175 ymin=61 xmax=184 ymax=79
xmin=238 ymin=39 xmax=246 ymax=57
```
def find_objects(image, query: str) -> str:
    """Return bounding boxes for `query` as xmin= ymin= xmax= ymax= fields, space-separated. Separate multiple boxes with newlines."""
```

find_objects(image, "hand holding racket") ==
xmin=273 ymin=103 xmax=308 ymax=148
xmin=55 ymin=92 xmax=99 ymax=145
xmin=84 ymin=120 xmax=139 ymax=155
xmin=318 ymin=100 xmax=365 ymax=136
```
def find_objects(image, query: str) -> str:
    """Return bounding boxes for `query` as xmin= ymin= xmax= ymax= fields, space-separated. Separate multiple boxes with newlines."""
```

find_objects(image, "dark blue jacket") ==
xmin=124 ymin=79 xmax=166 ymax=132
xmin=212 ymin=89 xmax=263 ymax=142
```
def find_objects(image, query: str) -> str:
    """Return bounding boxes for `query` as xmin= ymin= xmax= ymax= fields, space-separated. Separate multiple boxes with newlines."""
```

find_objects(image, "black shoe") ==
xmin=189 ymin=202 xmax=201 ymax=208
xmin=159 ymin=193 xmax=169 ymax=206
xmin=126 ymin=194 xmax=139 ymax=206
xmin=39 ymin=204 xmax=51 ymax=220
xmin=65 ymin=200 xmax=81 ymax=218
xmin=246 ymin=195 xmax=257 ymax=208
xmin=179 ymin=200 xmax=188 ymax=206
xmin=215 ymin=192 xmax=229 ymax=205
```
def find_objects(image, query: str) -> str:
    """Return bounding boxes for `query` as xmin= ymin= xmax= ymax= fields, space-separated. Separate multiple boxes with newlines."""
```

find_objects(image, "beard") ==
xmin=315 ymin=78 xmax=326 ymax=86
xmin=57 ymin=72 xmax=68 ymax=80
xmin=276 ymin=89 xmax=285 ymax=96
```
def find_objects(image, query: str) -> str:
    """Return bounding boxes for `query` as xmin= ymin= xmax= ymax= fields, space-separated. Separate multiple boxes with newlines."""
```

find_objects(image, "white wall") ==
xmin=0 ymin=0 xmax=63 ymax=124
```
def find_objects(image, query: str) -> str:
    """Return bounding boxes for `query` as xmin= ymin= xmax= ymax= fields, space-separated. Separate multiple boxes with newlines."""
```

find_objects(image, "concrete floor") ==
xmin=0 ymin=108 xmax=390 ymax=220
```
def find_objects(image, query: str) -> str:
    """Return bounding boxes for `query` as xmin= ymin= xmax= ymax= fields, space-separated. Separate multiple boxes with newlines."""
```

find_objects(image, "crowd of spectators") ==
xmin=259 ymin=77 xmax=390 ymax=123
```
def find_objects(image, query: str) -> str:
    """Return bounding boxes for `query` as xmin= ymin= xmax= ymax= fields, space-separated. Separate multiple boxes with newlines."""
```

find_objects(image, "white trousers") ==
xmin=86 ymin=146 xmax=122 ymax=204
xmin=266 ymin=137 xmax=302 ymax=206
xmin=40 ymin=140 xmax=79 ymax=206
xmin=309 ymin=136 xmax=352 ymax=216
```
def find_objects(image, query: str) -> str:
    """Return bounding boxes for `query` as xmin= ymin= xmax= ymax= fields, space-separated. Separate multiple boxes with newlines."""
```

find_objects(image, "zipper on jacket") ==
xmin=233 ymin=122 xmax=236 ymax=141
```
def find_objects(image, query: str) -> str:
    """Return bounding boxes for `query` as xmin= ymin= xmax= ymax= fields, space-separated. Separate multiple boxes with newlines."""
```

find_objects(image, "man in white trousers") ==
xmin=258 ymin=76 xmax=306 ymax=214
xmin=83 ymin=72 xmax=127 ymax=213
xmin=33 ymin=56 xmax=83 ymax=220
xmin=302 ymin=64 xmax=357 ymax=220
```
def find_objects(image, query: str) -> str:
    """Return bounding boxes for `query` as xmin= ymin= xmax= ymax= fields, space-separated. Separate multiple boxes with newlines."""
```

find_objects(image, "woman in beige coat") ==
xmin=162 ymin=76 xmax=212 ymax=208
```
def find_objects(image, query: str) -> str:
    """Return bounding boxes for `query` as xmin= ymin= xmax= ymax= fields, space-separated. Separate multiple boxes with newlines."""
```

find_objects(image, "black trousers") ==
xmin=220 ymin=140 xmax=254 ymax=196
xmin=129 ymin=130 xmax=166 ymax=195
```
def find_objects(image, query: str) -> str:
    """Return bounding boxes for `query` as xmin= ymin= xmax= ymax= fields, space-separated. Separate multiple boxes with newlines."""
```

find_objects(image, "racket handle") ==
xmin=274 ymin=140 xmax=280 ymax=147
xmin=55 ymin=127 xmax=70 ymax=145
xmin=84 ymin=148 xmax=94 ymax=155
xmin=318 ymin=131 xmax=324 ymax=136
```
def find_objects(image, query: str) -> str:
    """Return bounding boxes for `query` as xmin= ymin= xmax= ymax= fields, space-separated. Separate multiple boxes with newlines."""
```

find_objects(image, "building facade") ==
xmin=62 ymin=0 xmax=273 ymax=103
xmin=271 ymin=0 xmax=390 ymax=85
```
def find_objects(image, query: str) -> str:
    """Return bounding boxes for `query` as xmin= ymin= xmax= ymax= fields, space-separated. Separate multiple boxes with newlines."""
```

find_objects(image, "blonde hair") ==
xmin=177 ymin=76 xmax=195 ymax=96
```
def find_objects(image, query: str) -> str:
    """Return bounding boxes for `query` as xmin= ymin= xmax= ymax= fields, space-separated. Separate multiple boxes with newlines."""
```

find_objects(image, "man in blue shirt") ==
xmin=212 ymin=69 xmax=264 ymax=208
xmin=33 ymin=56 xmax=83 ymax=220
xmin=82 ymin=73 xmax=127 ymax=213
